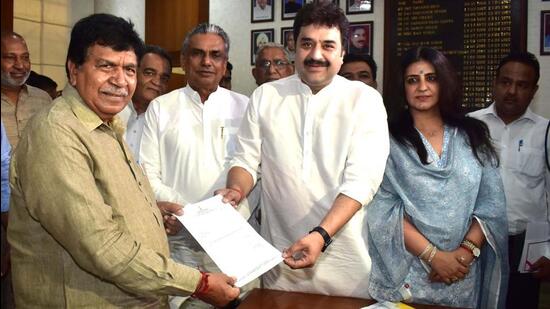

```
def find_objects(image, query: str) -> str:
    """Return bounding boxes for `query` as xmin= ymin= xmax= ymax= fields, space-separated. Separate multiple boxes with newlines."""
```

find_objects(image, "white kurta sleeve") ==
xmin=230 ymin=90 xmax=263 ymax=184
xmin=140 ymin=99 xmax=187 ymax=204
xmin=339 ymin=89 xmax=389 ymax=206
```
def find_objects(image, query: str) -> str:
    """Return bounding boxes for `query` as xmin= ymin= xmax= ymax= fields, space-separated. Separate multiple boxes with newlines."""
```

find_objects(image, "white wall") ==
xmin=211 ymin=0 xmax=549 ymax=118
xmin=528 ymin=1 xmax=550 ymax=118
xmin=210 ymin=0 xmax=384 ymax=97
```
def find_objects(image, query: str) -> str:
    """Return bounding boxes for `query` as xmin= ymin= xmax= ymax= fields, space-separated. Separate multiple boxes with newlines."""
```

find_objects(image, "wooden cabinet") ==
xmin=145 ymin=0 xmax=208 ymax=91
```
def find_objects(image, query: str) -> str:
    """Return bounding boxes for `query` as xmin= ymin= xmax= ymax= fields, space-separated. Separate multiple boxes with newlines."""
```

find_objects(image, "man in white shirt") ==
xmin=469 ymin=51 xmax=550 ymax=309
xmin=118 ymin=45 xmax=171 ymax=161
xmin=140 ymin=23 xmax=249 ymax=308
xmin=217 ymin=2 xmax=389 ymax=298
xmin=253 ymin=0 xmax=272 ymax=21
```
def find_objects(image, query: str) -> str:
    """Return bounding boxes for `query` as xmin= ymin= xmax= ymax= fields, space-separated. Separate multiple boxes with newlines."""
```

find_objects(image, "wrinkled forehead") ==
xmin=1 ymin=36 xmax=28 ymax=53
xmin=84 ymin=44 xmax=137 ymax=65
xmin=188 ymin=33 xmax=227 ymax=53
xmin=497 ymin=61 xmax=537 ymax=80
xmin=258 ymin=47 xmax=286 ymax=60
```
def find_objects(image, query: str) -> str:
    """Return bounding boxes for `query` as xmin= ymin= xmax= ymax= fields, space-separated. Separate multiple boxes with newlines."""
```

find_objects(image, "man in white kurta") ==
xmin=141 ymin=85 xmax=247 ymax=206
xmin=118 ymin=46 xmax=172 ymax=162
xmin=139 ymin=24 xmax=249 ymax=308
xmin=217 ymin=3 xmax=389 ymax=298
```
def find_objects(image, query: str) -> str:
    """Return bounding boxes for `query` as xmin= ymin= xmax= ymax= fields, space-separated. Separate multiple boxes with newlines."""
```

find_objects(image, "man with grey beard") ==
xmin=1 ymin=31 xmax=51 ymax=148
xmin=1 ymin=30 xmax=51 ymax=309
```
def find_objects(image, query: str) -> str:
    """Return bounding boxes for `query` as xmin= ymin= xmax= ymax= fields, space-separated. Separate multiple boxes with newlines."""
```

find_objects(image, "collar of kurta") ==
xmin=61 ymin=84 xmax=115 ymax=133
xmin=484 ymin=102 xmax=538 ymax=124
xmin=182 ymin=84 xmax=227 ymax=106
xmin=295 ymin=74 xmax=342 ymax=96
xmin=1 ymin=84 xmax=29 ymax=104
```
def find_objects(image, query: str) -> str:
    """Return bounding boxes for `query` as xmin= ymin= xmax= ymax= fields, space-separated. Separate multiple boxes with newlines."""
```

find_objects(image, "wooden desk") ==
xmin=238 ymin=288 xmax=464 ymax=309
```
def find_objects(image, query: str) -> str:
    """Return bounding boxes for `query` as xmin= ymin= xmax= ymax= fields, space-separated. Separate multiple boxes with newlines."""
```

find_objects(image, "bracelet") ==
xmin=427 ymin=246 xmax=438 ymax=264
xmin=191 ymin=271 xmax=210 ymax=298
xmin=418 ymin=243 xmax=433 ymax=259
xmin=229 ymin=187 xmax=244 ymax=204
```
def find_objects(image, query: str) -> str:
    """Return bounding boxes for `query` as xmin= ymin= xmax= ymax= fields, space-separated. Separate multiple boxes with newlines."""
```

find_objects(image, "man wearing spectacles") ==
xmin=252 ymin=43 xmax=294 ymax=86
xmin=118 ymin=45 xmax=172 ymax=162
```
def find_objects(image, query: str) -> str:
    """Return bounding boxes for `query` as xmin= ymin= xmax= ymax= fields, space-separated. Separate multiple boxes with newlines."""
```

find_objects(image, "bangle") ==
xmin=230 ymin=187 xmax=244 ymax=204
xmin=191 ymin=271 xmax=210 ymax=298
xmin=427 ymin=246 xmax=438 ymax=264
xmin=418 ymin=243 xmax=433 ymax=259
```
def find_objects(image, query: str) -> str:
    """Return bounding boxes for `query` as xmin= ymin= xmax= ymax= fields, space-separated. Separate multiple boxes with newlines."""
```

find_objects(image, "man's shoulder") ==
xmin=467 ymin=105 xmax=492 ymax=119
xmin=529 ymin=110 xmax=549 ymax=124
xmin=255 ymin=74 xmax=298 ymax=95
xmin=227 ymin=89 xmax=249 ymax=105
xmin=25 ymin=84 xmax=53 ymax=104
xmin=22 ymin=98 xmax=76 ymax=140
xmin=153 ymin=88 xmax=181 ymax=104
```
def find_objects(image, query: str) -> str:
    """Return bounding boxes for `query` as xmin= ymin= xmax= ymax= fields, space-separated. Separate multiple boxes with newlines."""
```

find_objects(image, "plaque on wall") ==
xmin=383 ymin=0 xmax=527 ymax=116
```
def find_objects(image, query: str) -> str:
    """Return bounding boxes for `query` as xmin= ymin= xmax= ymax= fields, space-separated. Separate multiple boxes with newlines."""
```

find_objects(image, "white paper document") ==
xmin=519 ymin=221 xmax=550 ymax=273
xmin=175 ymin=195 xmax=283 ymax=287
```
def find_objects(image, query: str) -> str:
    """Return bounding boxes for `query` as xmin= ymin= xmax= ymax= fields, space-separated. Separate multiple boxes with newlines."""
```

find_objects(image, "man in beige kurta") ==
xmin=7 ymin=13 xmax=239 ymax=308
xmin=1 ymin=30 xmax=51 ymax=148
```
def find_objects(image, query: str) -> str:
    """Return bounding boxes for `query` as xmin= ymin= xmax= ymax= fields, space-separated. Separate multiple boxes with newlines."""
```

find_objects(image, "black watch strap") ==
xmin=309 ymin=226 xmax=332 ymax=252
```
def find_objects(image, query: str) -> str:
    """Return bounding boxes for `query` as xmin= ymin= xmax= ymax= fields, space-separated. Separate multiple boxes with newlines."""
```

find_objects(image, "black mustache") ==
xmin=304 ymin=58 xmax=330 ymax=67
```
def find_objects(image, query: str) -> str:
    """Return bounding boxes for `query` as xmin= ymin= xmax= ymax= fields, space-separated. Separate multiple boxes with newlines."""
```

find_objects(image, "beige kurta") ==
xmin=8 ymin=85 xmax=201 ymax=308
xmin=1 ymin=84 xmax=52 ymax=147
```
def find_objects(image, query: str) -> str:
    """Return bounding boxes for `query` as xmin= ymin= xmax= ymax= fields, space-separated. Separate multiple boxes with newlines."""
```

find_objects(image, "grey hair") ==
xmin=255 ymin=42 xmax=290 ymax=64
xmin=181 ymin=23 xmax=230 ymax=55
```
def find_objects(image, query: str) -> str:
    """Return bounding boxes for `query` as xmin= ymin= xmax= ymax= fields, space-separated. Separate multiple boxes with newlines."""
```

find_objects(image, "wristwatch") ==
xmin=460 ymin=240 xmax=480 ymax=259
xmin=309 ymin=226 xmax=332 ymax=252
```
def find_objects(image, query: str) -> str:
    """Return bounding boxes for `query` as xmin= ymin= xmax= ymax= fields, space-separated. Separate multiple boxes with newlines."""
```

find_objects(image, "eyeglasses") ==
xmin=257 ymin=59 xmax=290 ymax=70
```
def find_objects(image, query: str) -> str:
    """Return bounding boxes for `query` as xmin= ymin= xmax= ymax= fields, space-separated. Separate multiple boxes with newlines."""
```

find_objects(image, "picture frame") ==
xmin=347 ymin=21 xmax=373 ymax=56
xmin=346 ymin=0 xmax=373 ymax=14
xmin=282 ymin=0 xmax=304 ymax=20
xmin=281 ymin=27 xmax=296 ymax=63
xmin=541 ymin=10 xmax=550 ymax=55
xmin=305 ymin=0 xmax=340 ymax=5
xmin=251 ymin=0 xmax=274 ymax=23
xmin=251 ymin=29 xmax=275 ymax=65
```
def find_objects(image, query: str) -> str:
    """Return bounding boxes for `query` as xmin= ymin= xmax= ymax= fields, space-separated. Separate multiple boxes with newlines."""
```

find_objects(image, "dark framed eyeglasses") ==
xmin=257 ymin=59 xmax=290 ymax=70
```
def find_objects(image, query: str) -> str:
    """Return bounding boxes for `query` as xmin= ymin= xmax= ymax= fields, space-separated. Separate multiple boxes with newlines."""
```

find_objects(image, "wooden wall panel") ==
xmin=1 ymin=0 xmax=14 ymax=31
xmin=145 ymin=0 xmax=208 ymax=91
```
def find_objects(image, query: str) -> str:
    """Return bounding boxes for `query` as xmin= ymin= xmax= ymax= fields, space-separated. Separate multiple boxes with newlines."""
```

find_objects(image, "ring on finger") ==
xmin=451 ymin=277 xmax=458 ymax=282
xmin=459 ymin=256 xmax=466 ymax=262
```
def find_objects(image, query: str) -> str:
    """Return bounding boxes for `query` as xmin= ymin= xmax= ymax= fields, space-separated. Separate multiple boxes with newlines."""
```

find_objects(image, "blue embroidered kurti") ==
xmin=367 ymin=126 xmax=509 ymax=308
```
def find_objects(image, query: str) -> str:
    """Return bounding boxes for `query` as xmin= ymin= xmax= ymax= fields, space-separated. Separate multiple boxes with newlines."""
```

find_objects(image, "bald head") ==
xmin=1 ymin=31 xmax=31 ymax=89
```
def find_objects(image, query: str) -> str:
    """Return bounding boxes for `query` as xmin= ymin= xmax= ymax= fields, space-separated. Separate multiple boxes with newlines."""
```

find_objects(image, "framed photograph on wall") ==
xmin=281 ymin=27 xmax=296 ymax=62
xmin=251 ymin=0 xmax=274 ymax=23
xmin=305 ymin=0 xmax=340 ymax=5
xmin=348 ymin=21 xmax=373 ymax=56
xmin=346 ymin=0 xmax=373 ymax=14
xmin=541 ymin=11 xmax=550 ymax=55
xmin=282 ymin=0 xmax=304 ymax=20
xmin=251 ymin=29 xmax=275 ymax=65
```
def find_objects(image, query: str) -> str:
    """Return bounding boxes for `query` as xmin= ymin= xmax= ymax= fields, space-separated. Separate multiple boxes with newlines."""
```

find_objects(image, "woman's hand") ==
xmin=428 ymin=249 xmax=470 ymax=284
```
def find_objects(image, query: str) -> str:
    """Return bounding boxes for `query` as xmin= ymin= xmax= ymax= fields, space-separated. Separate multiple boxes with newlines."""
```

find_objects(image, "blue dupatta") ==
xmin=367 ymin=127 xmax=508 ymax=308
